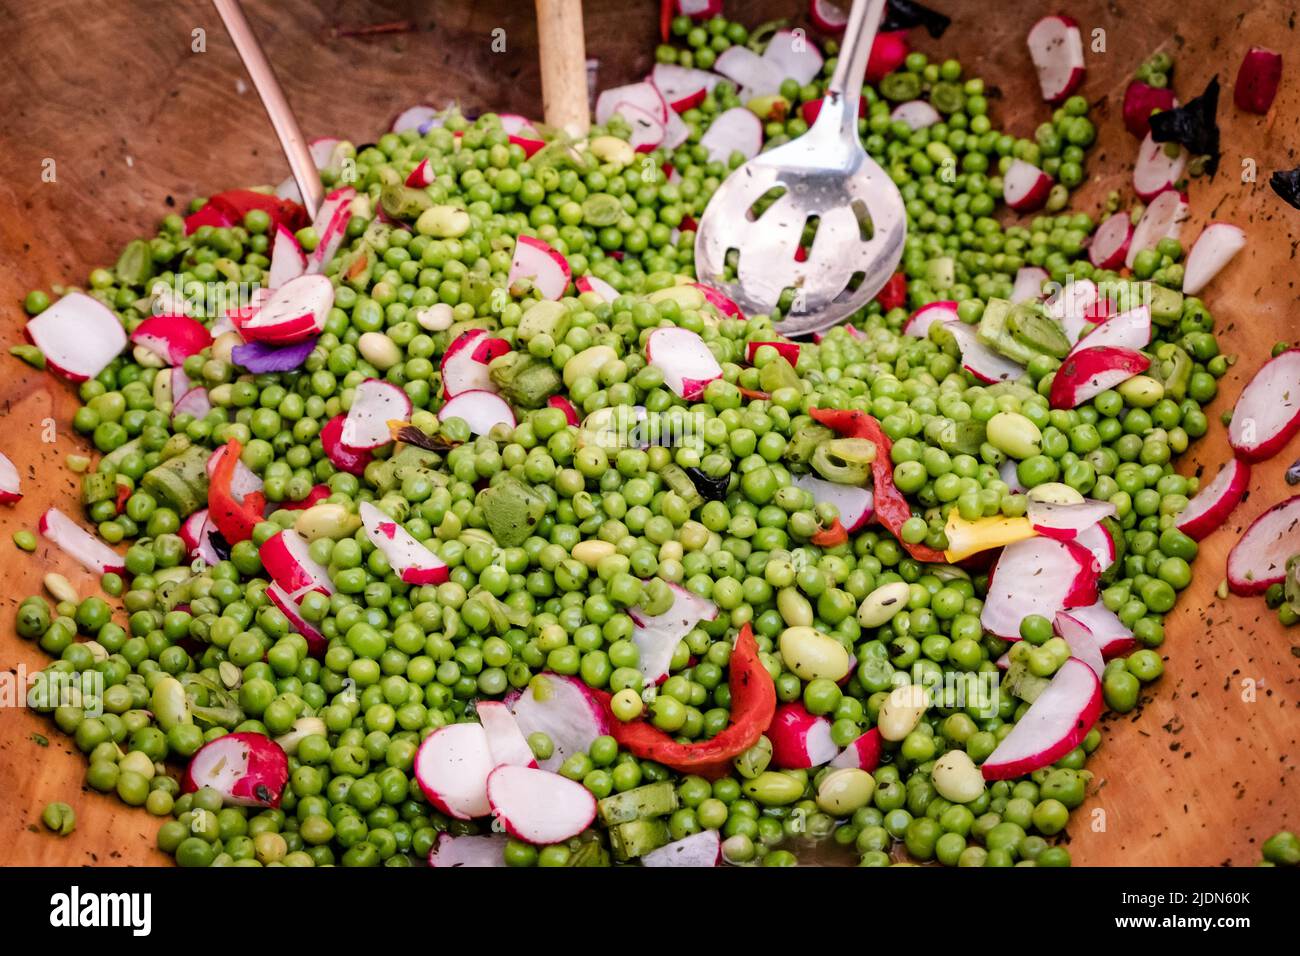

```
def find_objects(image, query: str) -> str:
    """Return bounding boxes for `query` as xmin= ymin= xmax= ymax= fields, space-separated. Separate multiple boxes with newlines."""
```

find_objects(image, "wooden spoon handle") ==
xmin=535 ymin=0 xmax=590 ymax=137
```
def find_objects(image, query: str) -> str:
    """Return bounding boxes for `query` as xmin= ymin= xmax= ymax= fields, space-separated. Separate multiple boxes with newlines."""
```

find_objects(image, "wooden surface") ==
xmin=0 ymin=0 xmax=1296 ymax=867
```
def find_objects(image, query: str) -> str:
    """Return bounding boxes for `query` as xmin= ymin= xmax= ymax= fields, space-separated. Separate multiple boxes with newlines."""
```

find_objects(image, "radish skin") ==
xmin=183 ymin=732 xmax=289 ymax=807
xmin=1228 ymin=349 xmax=1300 ymax=462
xmin=1133 ymin=135 xmax=1187 ymax=203
xmin=0 ymin=451 xmax=22 ymax=504
xmin=1026 ymin=15 xmax=1085 ymax=103
xmin=1003 ymin=160 xmax=1053 ymax=213
xmin=260 ymin=529 xmax=334 ymax=596
xmin=39 ymin=508 xmax=126 ymax=574
xmin=1227 ymin=495 xmax=1300 ymax=595
xmin=359 ymin=501 xmax=450 ymax=585
xmin=1088 ymin=212 xmax=1133 ymax=270
xmin=24 ymin=292 xmax=127 ymax=382
xmin=830 ymin=728 xmax=883 ymax=771
xmin=767 ymin=702 xmax=839 ymax=769
xmin=981 ymin=659 xmax=1102 ymax=780
xmin=1050 ymin=346 xmax=1151 ymax=409
xmin=1235 ymin=47 xmax=1283 ymax=114
xmin=508 ymin=235 xmax=571 ymax=300
xmin=903 ymin=300 xmax=958 ymax=338
xmin=414 ymin=723 xmax=494 ymax=819
xmin=486 ymin=765 xmax=598 ymax=844
xmin=1176 ymin=458 xmax=1251 ymax=540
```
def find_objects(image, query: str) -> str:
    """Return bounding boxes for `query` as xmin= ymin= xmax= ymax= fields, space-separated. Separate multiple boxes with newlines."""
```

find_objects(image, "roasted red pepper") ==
xmin=810 ymin=517 xmax=848 ymax=547
xmin=594 ymin=624 xmax=776 ymax=779
xmin=272 ymin=484 xmax=331 ymax=511
xmin=875 ymin=272 xmax=908 ymax=312
xmin=208 ymin=440 xmax=266 ymax=545
xmin=809 ymin=407 xmax=946 ymax=563
xmin=659 ymin=0 xmax=673 ymax=42
xmin=186 ymin=189 xmax=309 ymax=236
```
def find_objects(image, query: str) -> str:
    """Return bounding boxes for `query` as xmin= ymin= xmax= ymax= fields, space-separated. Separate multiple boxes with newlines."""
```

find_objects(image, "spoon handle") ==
xmin=826 ymin=0 xmax=886 ymax=108
xmin=212 ymin=0 xmax=324 ymax=217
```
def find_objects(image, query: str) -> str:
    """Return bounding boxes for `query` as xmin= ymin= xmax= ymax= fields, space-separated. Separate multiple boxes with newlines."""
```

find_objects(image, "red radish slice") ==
xmin=575 ymin=274 xmax=620 ymax=302
xmin=1011 ymin=266 xmax=1049 ymax=304
xmin=442 ymin=329 xmax=507 ymax=398
xmin=980 ymin=536 xmax=1098 ymax=639
xmin=1176 ymin=458 xmax=1251 ymax=540
xmin=642 ymin=829 xmax=722 ymax=867
xmin=615 ymin=101 xmax=667 ymax=152
xmin=692 ymin=283 xmax=745 ymax=320
xmin=321 ymin=414 xmax=372 ymax=476
xmin=829 ymin=728 xmax=883 ymax=771
xmin=486 ymin=764 xmax=597 ymax=844
xmin=438 ymin=390 xmax=516 ymax=436
xmin=304 ymin=186 xmax=356 ymax=274
xmin=342 ymin=379 xmax=412 ymax=449
xmin=180 ymin=510 xmax=223 ymax=567
xmin=172 ymin=386 xmax=211 ymax=422
xmin=24 ymin=292 xmax=127 ymax=382
xmin=308 ymin=136 xmax=347 ymax=174
xmin=1028 ymin=498 xmax=1118 ymax=539
xmin=1055 ymin=602 xmax=1136 ymax=658
xmin=183 ymin=732 xmax=289 ymax=807
xmin=800 ymin=95 xmax=867 ymax=125
xmin=265 ymin=581 xmax=328 ymax=657
xmin=629 ymin=582 xmax=718 ymax=684
xmin=651 ymin=62 xmax=718 ymax=112
xmin=509 ymin=235 xmax=571 ymax=300
xmin=762 ymin=29 xmax=825 ymax=86
xmin=595 ymin=81 xmax=667 ymax=125
xmin=0 ymin=451 xmax=22 ymax=504
xmin=1044 ymin=278 xmax=1099 ymax=345
xmin=1123 ymin=81 xmax=1177 ymax=138
xmin=499 ymin=113 xmax=546 ymax=157
xmin=359 ymin=501 xmax=450 ymax=585
xmin=508 ymin=673 xmax=611 ymax=773
xmin=790 ymin=473 xmax=874 ymax=532
xmin=405 ymin=157 xmax=433 ymax=188
xmin=1026 ymin=15 xmax=1085 ymax=103
xmin=660 ymin=108 xmax=690 ymax=151
xmin=745 ymin=340 xmax=801 ymax=365
xmin=268 ymin=224 xmax=307 ymax=289
xmin=767 ymin=702 xmax=838 ymax=769
xmin=1073 ymin=521 xmax=1116 ymax=572
xmin=809 ymin=0 xmax=849 ymax=32
xmin=1228 ymin=495 xmax=1300 ymax=594
xmin=1127 ymin=189 xmax=1189 ymax=269
xmin=1229 ymin=349 xmax=1300 ymax=462
xmin=1182 ymin=222 xmax=1247 ymax=295
xmin=414 ymin=723 xmax=494 ymax=819
xmin=903 ymin=300 xmax=958 ymax=338
xmin=1003 ymin=160 xmax=1053 ymax=213
xmin=1088 ymin=212 xmax=1134 ymax=271
xmin=646 ymin=326 xmax=723 ymax=400
xmin=241 ymin=273 xmax=333 ymax=345
xmin=1070 ymin=305 xmax=1151 ymax=356
xmin=1133 ymin=134 xmax=1187 ymax=203
xmin=1052 ymin=614 xmax=1105 ymax=678
xmin=131 ymin=314 xmax=212 ymax=365
xmin=260 ymin=529 xmax=334 ymax=595
xmin=548 ymin=395 xmax=580 ymax=426
xmin=889 ymin=99 xmax=942 ymax=131
xmin=1235 ymin=47 xmax=1283 ymax=114
xmin=981 ymin=659 xmax=1101 ymax=780
xmin=391 ymin=104 xmax=443 ymax=134
xmin=714 ymin=45 xmax=784 ymax=97
xmin=946 ymin=321 xmax=1025 ymax=384
xmin=1049 ymin=346 xmax=1150 ymax=409
xmin=699 ymin=107 xmax=763 ymax=165
xmin=427 ymin=832 xmax=509 ymax=868
xmin=676 ymin=0 xmax=722 ymax=18
xmin=39 ymin=508 xmax=126 ymax=574
xmin=999 ymin=458 xmax=1027 ymax=494
xmin=996 ymin=652 xmax=1011 ymax=670
xmin=206 ymin=443 xmax=263 ymax=500
xmin=477 ymin=700 xmax=537 ymax=769
xmin=866 ymin=31 xmax=910 ymax=83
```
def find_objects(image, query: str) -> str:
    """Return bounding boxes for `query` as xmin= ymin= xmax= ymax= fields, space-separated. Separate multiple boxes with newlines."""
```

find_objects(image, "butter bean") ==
xmin=930 ymin=749 xmax=986 ymax=803
xmin=857 ymin=581 xmax=911 ymax=628
xmin=779 ymin=626 xmax=851 ymax=682
xmin=358 ymin=332 xmax=401 ymax=370
xmin=1026 ymin=482 xmax=1085 ymax=505
xmin=816 ymin=768 xmax=876 ymax=816
xmin=294 ymin=503 xmax=360 ymax=541
xmin=572 ymin=539 xmax=616 ymax=569
xmin=563 ymin=345 xmax=618 ymax=389
xmin=416 ymin=204 xmax=471 ymax=238
xmin=1117 ymin=374 xmax=1165 ymax=408
xmin=43 ymin=573 xmax=78 ymax=605
xmin=150 ymin=676 xmax=191 ymax=732
xmin=777 ymin=587 xmax=814 ymax=627
xmin=740 ymin=771 xmax=806 ymax=807
xmin=877 ymin=683 xmax=929 ymax=741
xmin=986 ymin=411 xmax=1043 ymax=459
xmin=212 ymin=331 xmax=244 ymax=365
xmin=416 ymin=302 xmax=454 ymax=332
xmin=274 ymin=717 xmax=327 ymax=756
xmin=119 ymin=750 xmax=156 ymax=780
xmin=589 ymin=135 xmax=635 ymax=167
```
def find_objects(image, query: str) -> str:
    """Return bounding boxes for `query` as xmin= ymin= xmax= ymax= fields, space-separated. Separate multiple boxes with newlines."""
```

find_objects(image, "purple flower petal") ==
xmin=232 ymin=336 xmax=319 ymax=373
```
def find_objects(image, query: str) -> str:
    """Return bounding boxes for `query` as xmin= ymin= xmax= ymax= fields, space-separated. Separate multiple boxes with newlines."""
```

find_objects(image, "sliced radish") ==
xmin=800 ymin=95 xmax=867 ymax=126
xmin=0 ymin=451 xmax=21 ymax=504
xmin=767 ymin=701 xmax=838 ymax=769
xmin=980 ymin=536 xmax=1098 ymax=639
xmin=341 ymin=379 xmax=412 ymax=449
xmin=1229 ymin=349 xmax=1300 ymax=462
xmin=946 ymin=320 xmax=1025 ymax=383
xmin=508 ymin=673 xmax=611 ymax=773
xmin=575 ymin=274 xmax=621 ymax=302
xmin=1073 ymin=521 xmax=1117 ymax=572
xmin=616 ymin=101 xmax=668 ymax=152
xmin=260 ymin=529 xmax=334 ymax=595
xmin=240 ymin=273 xmax=333 ymax=345
xmin=438 ymin=390 xmax=516 ymax=436
xmin=1055 ymin=602 xmax=1137 ymax=658
xmin=1044 ymin=278 xmax=1100 ymax=345
xmin=206 ymin=443 xmax=263 ymax=501
xmin=1052 ymin=613 xmax=1105 ymax=677
xmin=304 ymin=186 xmax=356 ymax=274
xmin=1133 ymin=134 xmax=1188 ymax=203
xmin=646 ymin=326 xmax=723 ymax=400
xmin=809 ymin=0 xmax=849 ymax=33
xmin=405 ymin=157 xmax=433 ymax=188
xmin=1088 ymin=212 xmax=1134 ymax=271
xmin=508 ymin=235 xmax=571 ymax=300
xmin=321 ymin=414 xmax=372 ymax=476
xmin=762 ymin=29 xmax=824 ymax=87
xmin=38 ymin=508 xmax=125 ymax=574
xmin=1011 ymin=266 xmax=1049 ymax=304
xmin=1003 ymin=160 xmax=1053 ymax=213
xmin=182 ymin=732 xmax=289 ymax=807
xmin=889 ymin=99 xmax=941 ymax=131
xmin=1235 ymin=47 xmax=1283 ymax=114
xmin=595 ymin=81 xmax=667 ymax=125
xmin=547 ymin=395 xmax=580 ymax=427
xmin=1182 ymin=222 xmax=1247 ymax=295
xmin=865 ymin=31 xmax=910 ymax=83
xmin=180 ymin=509 xmax=223 ymax=567
xmin=24 ymin=292 xmax=127 ymax=382
xmin=660 ymin=108 xmax=691 ymax=151
xmin=1176 ymin=458 xmax=1251 ymax=540
xmin=391 ymin=104 xmax=443 ymax=134
xmin=642 ymin=829 xmax=721 ymax=867
xmin=268 ymin=224 xmax=307 ymax=289
xmin=714 ymin=45 xmax=783 ymax=98
xmin=999 ymin=457 xmax=1027 ymax=494
xmin=265 ymin=581 xmax=328 ymax=657
xmin=699 ymin=107 xmax=763 ymax=165
xmin=130 ymin=314 xmax=211 ymax=365
xmin=903 ymin=300 xmax=958 ymax=338
xmin=676 ymin=0 xmax=723 ymax=19
xmin=427 ymin=832 xmax=509 ymax=868
xmin=651 ymin=62 xmax=719 ymax=112
xmin=1227 ymin=495 xmax=1300 ymax=595
xmin=629 ymin=582 xmax=718 ymax=684
xmin=692 ymin=283 xmax=745 ymax=320
xmin=981 ymin=659 xmax=1102 ymax=780
xmin=414 ymin=723 xmax=493 ymax=819
xmin=486 ymin=764 xmax=597 ymax=844
xmin=1027 ymin=15 xmax=1085 ymax=103
xmin=1070 ymin=305 xmax=1151 ymax=356
xmin=477 ymin=700 xmax=537 ymax=769
xmin=499 ymin=113 xmax=545 ymax=157
xmin=1123 ymin=81 xmax=1177 ymax=138
xmin=1049 ymin=346 xmax=1150 ymax=409
xmin=359 ymin=500 xmax=450 ymax=585
xmin=1028 ymin=498 xmax=1118 ymax=539
xmin=1127 ymin=189 xmax=1190 ymax=269
xmin=829 ymin=728 xmax=883 ymax=771
xmin=790 ymin=473 xmax=874 ymax=532
xmin=172 ymin=386 xmax=211 ymax=422
xmin=441 ymin=328 xmax=508 ymax=398
xmin=745 ymin=340 xmax=801 ymax=366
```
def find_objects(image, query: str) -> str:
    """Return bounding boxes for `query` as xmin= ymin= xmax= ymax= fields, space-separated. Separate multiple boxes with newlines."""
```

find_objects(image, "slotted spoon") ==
xmin=694 ymin=0 xmax=906 ymax=336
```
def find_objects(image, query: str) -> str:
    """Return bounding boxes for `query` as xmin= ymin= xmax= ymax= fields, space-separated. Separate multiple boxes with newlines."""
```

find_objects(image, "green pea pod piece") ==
xmin=785 ymin=423 xmax=835 ymax=469
xmin=812 ymin=438 xmax=876 ymax=485
xmin=380 ymin=184 xmax=434 ymax=222
xmin=10 ymin=345 xmax=46 ymax=370
xmin=150 ymin=676 xmax=192 ymax=732
xmin=114 ymin=238 xmax=155 ymax=288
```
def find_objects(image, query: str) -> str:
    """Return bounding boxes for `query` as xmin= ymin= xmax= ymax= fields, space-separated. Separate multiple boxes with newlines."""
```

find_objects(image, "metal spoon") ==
xmin=693 ymin=0 xmax=906 ymax=337
xmin=212 ymin=0 xmax=324 ymax=217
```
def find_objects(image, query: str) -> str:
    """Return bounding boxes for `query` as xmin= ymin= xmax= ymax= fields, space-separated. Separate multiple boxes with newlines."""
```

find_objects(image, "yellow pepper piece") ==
xmin=943 ymin=514 xmax=1037 ymax=563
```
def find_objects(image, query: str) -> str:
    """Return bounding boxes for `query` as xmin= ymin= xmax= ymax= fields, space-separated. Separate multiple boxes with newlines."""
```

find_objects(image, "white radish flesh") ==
xmin=594 ymin=82 xmax=667 ymax=125
xmin=438 ymin=390 xmax=516 ymax=436
xmin=1069 ymin=305 xmax=1151 ymax=356
xmin=1027 ymin=498 xmax=1118 ymax=539
xmin=575 ymin=274 xmax=621 ymax=302
xmin=1055 ymin=602 xmax=1136 ymax=658
xmin=699 ymin=107 xmax=763 ymax=165
xmin=241 ymin=273 xmax=333 ymax=345
xmin=1133 ymin=134 xmax=1187 ymax=203
xmin=359 ymin=501 xmax=450 ymax=585
xmin=477 ymin=700 xmax=538 ymax=769
xmin=508 ymin=673 xmax=611 ymax=773
xmin=341 ymin=378 xmax=412 ymax=449
xmin=1026 ymin=15 xmax=1085 ymax=103
xmin=629 ymin=582 xmax=718 ymax=684
xmin=441 ymin=328 xmax=508 ymax=398
xmin=1126 ymin=189 xmax=1189 ymax=268
xmin=980 ymin=536 xmax=1098 ymax=639
xmin=981 ymin=659 xmax=1102 ymax=780
xmin=889 ymin=99 xmax=941 ymax=131
xmin=946 ymin=321 xmax=1025 ymax=383
xmin=1011 ymin=266 xmax=1049 ymax=304
xmin=259 ymin=529 xmax=334 ymax=595
xmin=641 ymin=829 xmax=722 ymax=867
xmin=1088 ymin=212 xmax=1133 ymax=270
xmin=1228 ymin=349 xmax=1300 ymax=462
xmin=508 ymin=235 xmax=572 ymax=300
xmin=768 ymin=702 xmax=839 ymax=769
xmin=651 ymin=63 xmax=718 ymax=112
xmin=25 ymin=292 xmax=127 ymax=382
xmin=0 ymin=451 xmax=22 ymax=504
xmin=268 ymin=224 xmax=307 ymax=289
xmin=646 ymin=326 xmax=723 ymax=400
xmin=1227 ymin=495 xmax=1300 ymax=595
xmin=713 ymin=45 xmax=784 ymax=97
xmin=486 ymin=765 xmax=598 ymax=844
xmin=265 ymin=581 xmax=328 ymax=657
xmin=427 ymin=832 xmax=509 ymax=867
xmin=761 ymin=29 xmax=825 ymax=86
xmin=304 ymin=187 xmax=356 ymax=274
xmin=1003 ymin=160 xmax=1053 ymax=213
xmin=1073 ymin=521 xmax=1117 ymax=572
xmin=1182 ymin=222 xmax=1247 ymax=295
xmin=1176 ymin=458 xmax=1251 ymax=540
xmin=38 ymin=508 xmax=126 ymax=574
xmin=790 ymin=473 xmax=874 ymax=531
xmin=414 ymin=723 xmax=494 ymax=820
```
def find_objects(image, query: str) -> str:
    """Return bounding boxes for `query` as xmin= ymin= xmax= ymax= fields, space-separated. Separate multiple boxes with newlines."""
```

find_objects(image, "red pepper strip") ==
xmin=810 ymin=518 xmax=848 ymax=547
xmin=207 ymin=189 xmax=310 ymax=233
xmin=875 ymin=272 xmax=907 ymax=312
xmin=659 ymin=0 xmax=673 ymax=42
xmin=113 ymin=483 xmax=131 ymax=516
xmin=208 ymin=440 xmax=266 ymax=544
xmin=271 ymin=484 xmax=331 ymax=512
xmin=737 ymin=386 xmax=770 ymax=401
xmin=594 ymin=624 xmax=775 ymax=780
xmin=809 ymin=407 xmax=947 ymax=563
